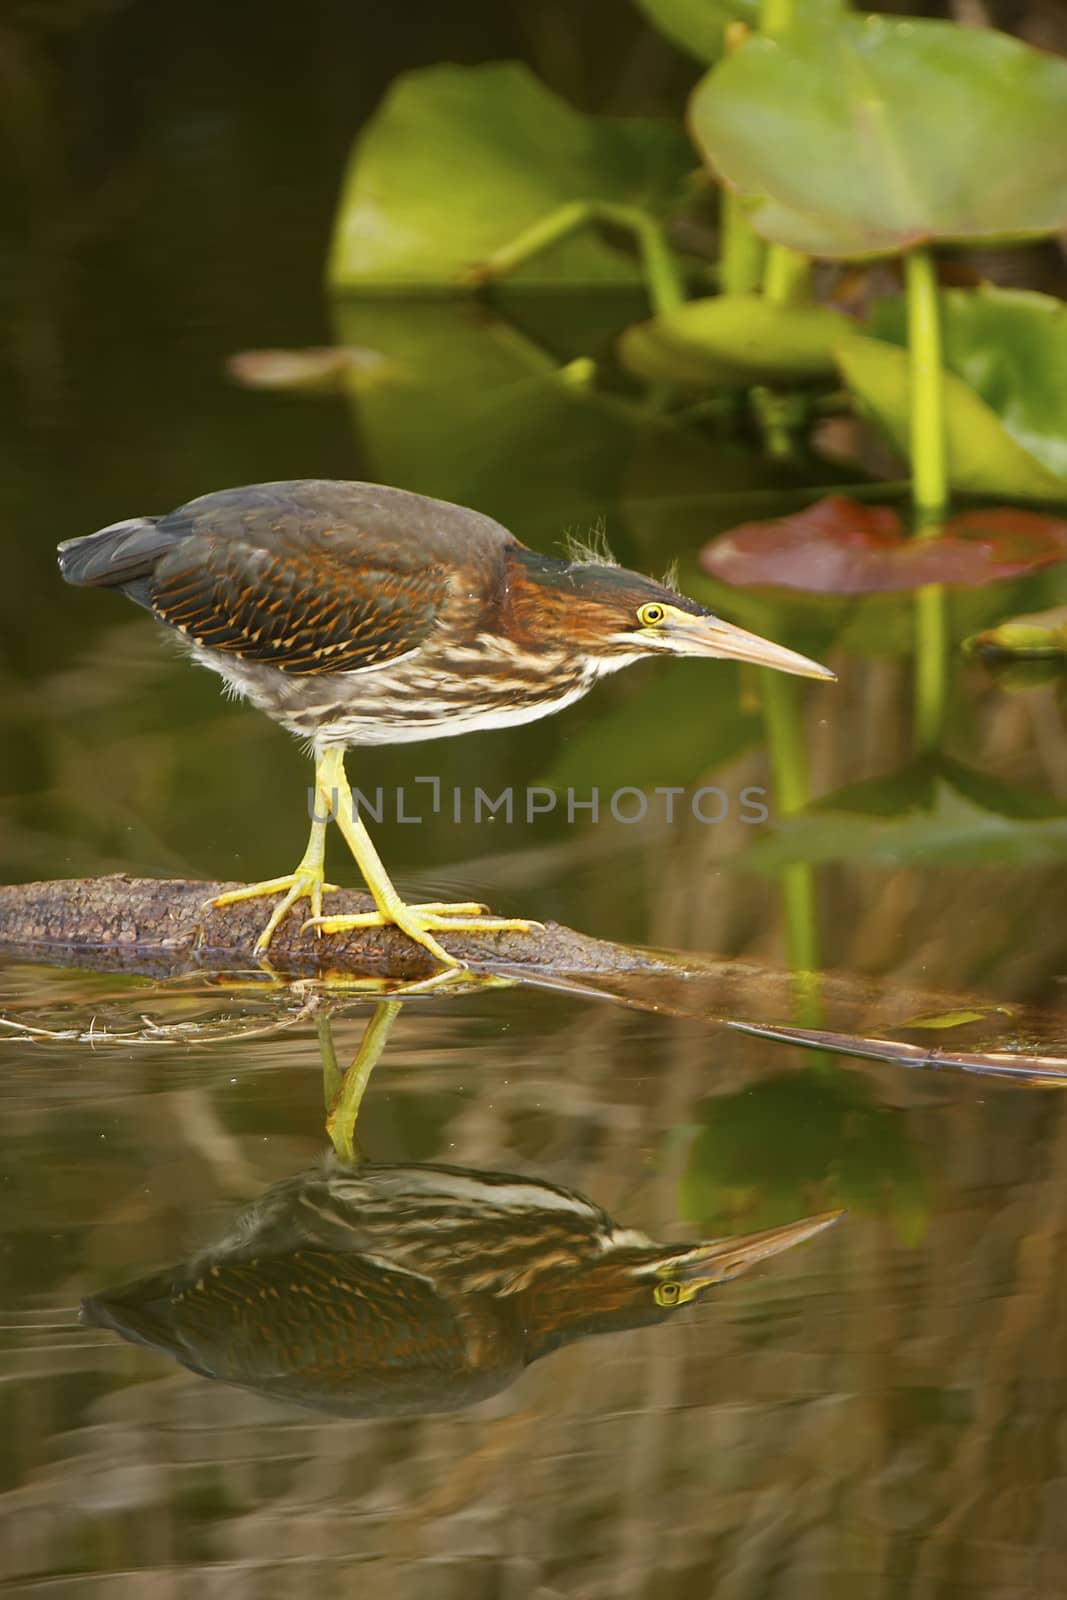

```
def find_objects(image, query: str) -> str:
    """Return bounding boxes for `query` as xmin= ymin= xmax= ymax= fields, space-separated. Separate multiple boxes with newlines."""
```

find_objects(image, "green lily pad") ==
xmin=835 ymin=334 xmax=1067 ymax=503
xmin=689 ymin=17 xmax=1067 ymax=258
xmin=632 ymin=0 xmax=757 ymax=64
xmin=965 ymin=604 xmax=1067 ymax=660
xmin=328 ymin=62 xmax=692 ymax=290
xmin=619 ymin=293 xmax=849 ymax=387
xmin=899 ymin=1008 xmax=1007 ymax=1030
xmin=870 ymin=287 xmax=1067 ymax=484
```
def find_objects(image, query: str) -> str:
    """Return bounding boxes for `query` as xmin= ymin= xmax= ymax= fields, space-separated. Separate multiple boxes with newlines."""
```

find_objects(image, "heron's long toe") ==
xmin=303 ymin=901 xmax=540 ymax=969
xmin=210 ymin=868 xmax=339 ymax=953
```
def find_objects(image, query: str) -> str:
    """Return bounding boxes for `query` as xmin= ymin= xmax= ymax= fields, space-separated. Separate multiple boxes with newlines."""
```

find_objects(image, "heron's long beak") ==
xmin=663 ymin=610 xmax=835 ymax=681
xmin=662 ymin=1210 xmax=843 ymax=1296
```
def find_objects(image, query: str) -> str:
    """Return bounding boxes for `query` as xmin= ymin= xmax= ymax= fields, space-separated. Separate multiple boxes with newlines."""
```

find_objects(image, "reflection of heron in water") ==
xmin=82 ymin=1004 xmax=841 ymax=1418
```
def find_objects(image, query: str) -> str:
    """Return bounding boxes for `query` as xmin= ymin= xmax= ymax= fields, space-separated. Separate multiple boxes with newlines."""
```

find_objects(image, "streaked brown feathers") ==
xmin=150 ymin=534 xmax=448 ymax=675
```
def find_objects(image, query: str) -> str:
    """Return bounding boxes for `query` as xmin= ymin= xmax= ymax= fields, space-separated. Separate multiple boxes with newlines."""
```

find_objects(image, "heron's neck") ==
xmin=516 ymin=1265 xmax=663 ymax=1362
xmin=502 ymin=547 xmax=631 ymax=667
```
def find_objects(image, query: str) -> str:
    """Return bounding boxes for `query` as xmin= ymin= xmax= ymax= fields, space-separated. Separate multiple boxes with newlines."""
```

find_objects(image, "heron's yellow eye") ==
xmin=654 ymin=1280 xmax=682 ymax=1308
xmin=638 ymin=602 xmax=666 ymax=628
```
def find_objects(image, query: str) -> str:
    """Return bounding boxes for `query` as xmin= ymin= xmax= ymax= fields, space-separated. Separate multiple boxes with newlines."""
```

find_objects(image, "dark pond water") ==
xmin=4 ymin=10 xmax=1067 ymax=1596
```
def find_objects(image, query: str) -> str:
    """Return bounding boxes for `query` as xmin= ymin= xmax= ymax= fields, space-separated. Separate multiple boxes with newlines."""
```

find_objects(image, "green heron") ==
xmin=59 ymin=480 xmax=833 ymax=966
xmin=82 ymin=1157 xmax=841 ymax=1417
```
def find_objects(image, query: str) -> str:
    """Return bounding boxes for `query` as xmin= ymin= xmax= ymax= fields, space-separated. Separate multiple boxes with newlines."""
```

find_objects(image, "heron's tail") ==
xmin=58 ymin=516 xmax=178 ymax=606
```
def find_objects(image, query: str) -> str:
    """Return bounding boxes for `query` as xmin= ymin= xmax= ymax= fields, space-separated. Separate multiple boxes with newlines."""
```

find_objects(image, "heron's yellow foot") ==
xmin=210 ymin=868 xmax=340 ymax=954
xmin=303 ymin=902 xmax=541 ymax=970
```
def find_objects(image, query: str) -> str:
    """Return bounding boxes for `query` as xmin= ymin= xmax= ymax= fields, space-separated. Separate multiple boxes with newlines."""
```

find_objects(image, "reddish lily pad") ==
xmin=702 ymin=496 xmax=1067 ymax=594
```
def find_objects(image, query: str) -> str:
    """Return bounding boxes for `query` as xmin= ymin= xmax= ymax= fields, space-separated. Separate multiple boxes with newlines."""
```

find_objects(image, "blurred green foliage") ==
xmin=869 ymin=288 xmax=1067 ymax=488
xmin=631 ymin=0 xmax=758 ymax=63
xmin=742 ymin=758 xmax=1067 ymax=871
xmin=328 ymin=63 xmax=694 ymax=291
xmin=326 ymin=4 xmax=1067 ymax=508
xmin=836 ymin=334 xmax=1067 ymax=503
xmin=680 ymin=1068 xmax=928 ymax=1243
xmin=620 ymin=294 xmax=848 ymax=387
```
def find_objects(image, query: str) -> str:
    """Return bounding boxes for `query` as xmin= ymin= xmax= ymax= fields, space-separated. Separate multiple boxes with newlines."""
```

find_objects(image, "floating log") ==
xmin=0 ymin=875 xmax=677 ymax=980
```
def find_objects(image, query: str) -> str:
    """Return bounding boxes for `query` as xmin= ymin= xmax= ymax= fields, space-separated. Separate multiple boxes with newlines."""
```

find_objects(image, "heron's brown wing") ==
xmin=86 ymin=1251 xmax=470 ymax=1382
xmin=143 ymin=478 xmax=520 ymax=675
xmin=149 ymin=527 xmax=449 ymax=676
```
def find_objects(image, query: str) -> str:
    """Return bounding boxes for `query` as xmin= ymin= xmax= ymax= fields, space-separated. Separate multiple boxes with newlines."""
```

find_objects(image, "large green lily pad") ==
xmin=689 ymin=17 xmax=1067 ymax=258
xmin=619 ymin=292 xmax=849 ymax=387
xmin=329 ymin=62 xmax=692 ymax=290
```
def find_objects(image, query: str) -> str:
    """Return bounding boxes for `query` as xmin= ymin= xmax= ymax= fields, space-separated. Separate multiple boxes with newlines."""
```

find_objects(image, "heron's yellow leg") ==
xmin=305 ymin=748 xmax=537 ymax=969
xmin=323 ymin=1000 xmax=402 ymax=1163
xmin=209 ymin=766 xmax=339 ymax=952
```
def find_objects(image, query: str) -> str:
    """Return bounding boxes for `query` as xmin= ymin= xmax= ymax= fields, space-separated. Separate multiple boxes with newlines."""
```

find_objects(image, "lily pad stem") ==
xmin=906 ymin=248 xmax=948 ymax=520
xmin=471 ymin=200 xmax=685 ymax=317
xmin=762 ymin=243 xmax=812 ymax=307
xmin=720 ymin=190 xmax=765 ymax=296
xmin=752 ymin=0 xmax=820 ymax=988
xmin=760 ymin=0 xmax=795 ymax=32
xmin=760 ymin=667 xmax=823 ymax=1002
xmin=905 ymin=246 xmax=949 ymax=751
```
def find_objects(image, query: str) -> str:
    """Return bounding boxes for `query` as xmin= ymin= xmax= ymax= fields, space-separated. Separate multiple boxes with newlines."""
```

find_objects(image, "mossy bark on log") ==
xmin=0 ymin=876 xmax=679 ymax=980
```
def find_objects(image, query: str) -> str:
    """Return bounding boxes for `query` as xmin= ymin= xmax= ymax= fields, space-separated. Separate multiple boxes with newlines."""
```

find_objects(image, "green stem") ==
xmin=758 ymin=231 xmax=812 ymax=459
xmin=758 ymin=0 xmax=815 ymax=308
xmin=905 ymin=249 xmax=948 ymax=521
xmin=755 ymin=155 xmax=820 ymax=987
xmin=914 ymin=585 xmax=947 ymax=751
xmin=750 ymin=386 xmax=800 ymax=462
xmin=720 ymin=190 xmax=765 ymax=296
xmin=761 ymin=669 xmax=809 ymax=817
xmin=761 ymin=669 xmax=822 ymax=1004
xmin=760 ymin=0 xmax=795 ymax=32
xmin=762 ymin=244 xmax=812 ymax=307
xmin=750 ymin=0 xmax=823 ymax=1001
xmin=471 ymin=200 xmax=685 ymax=317
xmin=750 ymin=240 xmax=812 ymax=460
xmin=905 ymin=247 xmax=949 ymax=752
